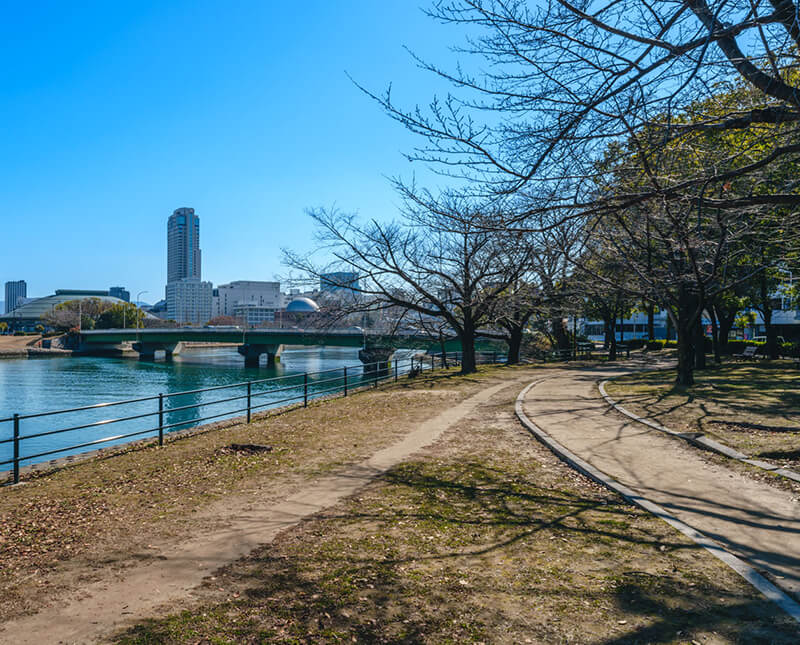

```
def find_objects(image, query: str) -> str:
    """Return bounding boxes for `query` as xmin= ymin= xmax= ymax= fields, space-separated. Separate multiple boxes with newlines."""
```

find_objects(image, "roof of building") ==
xmin=286 ymin=297 xmax=320 ymax=313
xmin=0 ymin=291 xmax=133 ymax=321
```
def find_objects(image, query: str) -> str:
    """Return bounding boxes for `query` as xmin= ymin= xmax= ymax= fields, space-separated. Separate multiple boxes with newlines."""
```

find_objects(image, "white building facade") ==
xmin=214 ymin=281 xmax=281 ymax=317
xmin=4 ymin=280 xmax=27 ymax=314
xmin=166 ymin=279 xmax=212 ymax=324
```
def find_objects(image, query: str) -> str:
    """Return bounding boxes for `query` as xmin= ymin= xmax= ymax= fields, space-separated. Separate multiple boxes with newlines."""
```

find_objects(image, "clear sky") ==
xmin=0 ymin=1 xmax=460 ymax=304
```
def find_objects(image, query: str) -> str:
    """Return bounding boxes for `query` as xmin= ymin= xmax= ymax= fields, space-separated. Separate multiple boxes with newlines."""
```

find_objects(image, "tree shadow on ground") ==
xmin=115 ymin=460 xmax=798 ymax=644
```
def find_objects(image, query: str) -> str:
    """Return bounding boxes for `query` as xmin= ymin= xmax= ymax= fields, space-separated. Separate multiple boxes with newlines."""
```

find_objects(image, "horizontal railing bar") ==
xmin=250 ymin=394 xmax=305 ymax=411
xmin=21 ymin=428 xmax=159 ymax=462
xmin=19 ymin=409 xmax=162 ymax=441
xmin=163 ymin=393 xmax=249 ymax=415
xmin=159 ymin=406 xmax=251 ymax=432
xmin=15 ymin=393 xmax=162 ymax=420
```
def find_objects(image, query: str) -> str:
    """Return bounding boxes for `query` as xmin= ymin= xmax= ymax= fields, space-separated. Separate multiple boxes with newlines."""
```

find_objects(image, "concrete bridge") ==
xmin=79 ymin=328 xmax=504 ymax=368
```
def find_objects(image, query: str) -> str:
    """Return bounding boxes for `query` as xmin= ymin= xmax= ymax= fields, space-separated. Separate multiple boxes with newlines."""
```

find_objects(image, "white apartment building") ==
xmin=213 ymin=281 xmax=281 ymax=317
xmin=166 ymin=278 xmax=212 ymax=324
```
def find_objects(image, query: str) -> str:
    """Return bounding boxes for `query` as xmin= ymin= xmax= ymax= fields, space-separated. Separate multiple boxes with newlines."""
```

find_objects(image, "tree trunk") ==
xmin=675 ymin=288 xmax=695 ymax=386
xmin=715 ymin=306 xmax=735 ymax=356
xmin=759 ymin=276 xmax=778 ymax=359
xmin=551 ymin=315 xmax=569 ymax=349
xmin=506 ymin=327 xmax=523 ymax=365
xmin=603 ymin=318 xmax=611 ymax=349
xmin=647 ymin=303 xmax=655 ymax=340
xmin=693 ymin=315 xmax=707 ymax=370
xmin=708 ymin=305 xmax=721 ymax=364
xmin=459 ymin=324 xmax=477 ymax=375
xmin=608 ymin=316 xmax=618 ymax=361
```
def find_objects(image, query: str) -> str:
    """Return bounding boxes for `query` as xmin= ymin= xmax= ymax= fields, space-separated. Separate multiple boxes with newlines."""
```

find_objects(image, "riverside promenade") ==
xmin=519 ymin=360 xmax=800 ymax=598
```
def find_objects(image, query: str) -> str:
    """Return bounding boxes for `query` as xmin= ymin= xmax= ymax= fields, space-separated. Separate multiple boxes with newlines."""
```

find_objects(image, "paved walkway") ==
xmin=521 ymin=364 xmax=800 ymax=598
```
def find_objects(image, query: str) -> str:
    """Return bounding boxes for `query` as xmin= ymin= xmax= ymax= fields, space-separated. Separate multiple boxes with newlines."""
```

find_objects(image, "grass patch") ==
xmin=114 ymin=382 xmax=797 ymax=644
xmin=606 ymin=362 xmax=800 ymax=470
xmin=0 ymin=364 xmax=519 ymax=622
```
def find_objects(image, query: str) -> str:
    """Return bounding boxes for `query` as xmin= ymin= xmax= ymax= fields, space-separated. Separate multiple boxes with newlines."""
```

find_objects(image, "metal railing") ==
xmin=1 ymin=351 xmax=505 ymax=484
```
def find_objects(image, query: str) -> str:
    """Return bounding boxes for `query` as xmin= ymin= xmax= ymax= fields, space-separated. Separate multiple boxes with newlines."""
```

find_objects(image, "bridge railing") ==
xmin=1 ymin=351 xmax=506 ymax=484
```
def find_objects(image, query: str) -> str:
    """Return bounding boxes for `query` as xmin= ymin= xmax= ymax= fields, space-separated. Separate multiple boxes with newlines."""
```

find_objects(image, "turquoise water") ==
xmin=0 ymin=347 xmax=414 ymax=470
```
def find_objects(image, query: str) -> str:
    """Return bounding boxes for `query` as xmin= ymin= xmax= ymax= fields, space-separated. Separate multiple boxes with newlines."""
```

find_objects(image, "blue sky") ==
xmin=0 ymin=1 xmax=462 ymax=303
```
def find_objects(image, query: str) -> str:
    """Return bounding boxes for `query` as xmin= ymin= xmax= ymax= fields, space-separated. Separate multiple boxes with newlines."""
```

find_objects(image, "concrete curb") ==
xmin=515 ymin=379 xmax=800 ymax=624
xmin=598 ymin=379 xmax=800 ymax=484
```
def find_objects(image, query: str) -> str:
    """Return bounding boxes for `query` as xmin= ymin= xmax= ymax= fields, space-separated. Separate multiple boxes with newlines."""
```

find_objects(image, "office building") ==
xmin=165 ymin=207 xmax=211 ymax=324
xmin=232 ymin=303 xmax=277 ymax=326
xmin=4 ymin=280 xmax=27 ymax=314
xmin=109 ymin=286 xmax=130 ymax=302
xmin=215 ymin=281 xmax=281 ymax=317
xmin=320 ymin=272 xmax=359 ymax=294
xmin=167 ymin=207 xmax=201 ymax=283
xmin=166 ymin=279 xmax=212 ymax=324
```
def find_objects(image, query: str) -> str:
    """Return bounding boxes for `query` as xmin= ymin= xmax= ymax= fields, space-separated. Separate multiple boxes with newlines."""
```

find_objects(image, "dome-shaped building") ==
xmin=286 ymin=297 xmax=320 ymax=313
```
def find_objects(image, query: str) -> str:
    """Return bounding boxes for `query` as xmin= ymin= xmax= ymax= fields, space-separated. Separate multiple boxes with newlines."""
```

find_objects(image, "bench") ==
xmin=733 ymin=345 xmax=758 ymax=360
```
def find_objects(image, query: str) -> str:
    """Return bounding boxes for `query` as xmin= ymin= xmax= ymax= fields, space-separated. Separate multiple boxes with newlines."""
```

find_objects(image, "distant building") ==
xmin=0 ymin=289 xmax=124 ymax=331
xmin=167 ymin=207 xmax=201 ymax=282
xmin=166 ymin=279 xmax=212 ymax=324
xmin=4 ymin=280 xmax=26 ymax=314
xmin=165 ymin=207 xmax=211 ymax=324
xmin=109 ymin=286 xmax=130 ymax=302
xmin=320 ymin=272 xmax=359 ymax=294
xmin=232 ymin=303 xmax=277 ymax=327
xmin=215 ymin=281 xmax=282 ymax=317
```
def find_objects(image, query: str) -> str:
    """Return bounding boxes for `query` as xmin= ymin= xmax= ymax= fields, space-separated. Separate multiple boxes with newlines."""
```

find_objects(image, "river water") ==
xmin=0 ymin=346 xmax=417 ymax=470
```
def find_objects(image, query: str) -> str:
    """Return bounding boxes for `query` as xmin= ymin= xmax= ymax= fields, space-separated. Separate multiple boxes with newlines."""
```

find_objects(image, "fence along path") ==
xmin=1 ymin=351 xmax=500 ymax=484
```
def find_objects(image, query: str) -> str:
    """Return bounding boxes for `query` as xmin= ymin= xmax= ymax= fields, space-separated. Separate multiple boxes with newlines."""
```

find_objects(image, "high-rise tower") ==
xmin=167 ymin=207 xmax=201 ymax=283
xmin=4 ymin=280 xmax=27 ymax=314
xmin=165 ymin=208 xmax=211 ymax=324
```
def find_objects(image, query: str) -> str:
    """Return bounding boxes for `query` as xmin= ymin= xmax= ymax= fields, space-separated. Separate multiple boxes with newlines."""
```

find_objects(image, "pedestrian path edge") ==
xmin=515 ymin=379 xmax=800 ymax=623
xmin=598 ymin=379 xmax=800 ymax=484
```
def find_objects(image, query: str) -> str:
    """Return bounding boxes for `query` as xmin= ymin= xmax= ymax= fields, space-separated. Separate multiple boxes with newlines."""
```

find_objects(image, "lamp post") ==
xmin=135 ymin=291 xmax=148 ymax=342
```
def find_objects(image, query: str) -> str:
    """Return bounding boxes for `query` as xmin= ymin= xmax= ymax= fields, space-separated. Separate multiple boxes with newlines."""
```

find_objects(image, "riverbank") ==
xmin=1 ymin=364 xmax=797 ymax=643
xmin=0 ymin=335 xmax=74 ymax=359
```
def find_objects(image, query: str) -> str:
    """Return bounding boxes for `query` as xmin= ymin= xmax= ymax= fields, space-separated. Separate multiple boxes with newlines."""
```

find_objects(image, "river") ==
xmin=0 ymin=346 xmax=417 ymax=471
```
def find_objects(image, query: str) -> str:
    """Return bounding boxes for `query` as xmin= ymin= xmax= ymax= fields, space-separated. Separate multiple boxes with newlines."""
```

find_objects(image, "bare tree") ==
xmin=284 ymin=196 xmax=536 ymax=373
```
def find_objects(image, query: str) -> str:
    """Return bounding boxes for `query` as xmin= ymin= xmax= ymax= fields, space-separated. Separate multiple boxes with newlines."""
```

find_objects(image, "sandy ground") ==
xmin=522 ymin=364 xmax=800 ymax=597
xmin=0 ymin=335 xmax=41 ymax=351
xmin=0 ymin=376 xmax=522 ymax=644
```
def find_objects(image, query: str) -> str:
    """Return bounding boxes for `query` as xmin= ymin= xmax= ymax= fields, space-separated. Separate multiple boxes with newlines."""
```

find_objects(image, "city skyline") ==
xmin=0 ymin=2 xmax=458 ymax=301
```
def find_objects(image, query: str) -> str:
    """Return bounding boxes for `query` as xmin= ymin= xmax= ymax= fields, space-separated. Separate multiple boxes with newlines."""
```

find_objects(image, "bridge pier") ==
xmin=132 ymin=342 xmax=179 ymax=361
xmin=237 ymin=343 xmax=282 ymax=368
xmin=359 ymin=346 xmax=394 ymax=375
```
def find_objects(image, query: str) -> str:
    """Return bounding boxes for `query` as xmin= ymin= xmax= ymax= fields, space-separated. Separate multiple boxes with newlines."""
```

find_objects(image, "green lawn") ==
xmin=606 ymin=362 xmax=800 ymax=469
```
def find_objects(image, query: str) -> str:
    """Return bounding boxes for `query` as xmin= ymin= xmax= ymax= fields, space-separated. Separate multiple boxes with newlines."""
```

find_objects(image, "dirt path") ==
xmin=0 ymin=377 xmax=520 ymax=644
xmin=522 ymin=365 xmax=800 ymax=598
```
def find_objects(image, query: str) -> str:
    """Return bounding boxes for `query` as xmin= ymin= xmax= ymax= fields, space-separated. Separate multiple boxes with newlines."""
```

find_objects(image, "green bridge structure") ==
xmin=79 ymin=328 xmax=505 ymax=368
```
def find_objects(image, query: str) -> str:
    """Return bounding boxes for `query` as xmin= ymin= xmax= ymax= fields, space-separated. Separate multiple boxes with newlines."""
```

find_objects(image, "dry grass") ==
xmin=0 ymin=366 xmax=503 ymax=622
xmin=605 ymin=363 xmax=800 ymax=471
xmin=114 ymin=381 xmax=798 ymax=644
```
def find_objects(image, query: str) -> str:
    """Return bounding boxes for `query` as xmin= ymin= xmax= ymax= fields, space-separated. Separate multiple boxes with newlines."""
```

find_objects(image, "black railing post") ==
xmin=374 ymin=362 xmax=378 ymax=388
xmin=158 ymin=393 xmax=164 ymax=446
xmin=247 ymin=381 xmax=252 ymax=423
xmin=395 ymin=359 xmax=398 ymax=382
xmin=13 ymin=413 xmax=20 ymax=484
xmin=430 ymin=355 xmax=434 ymax=372
xmin=343 ymin=367 xmax=348 ymax=397
xmin=304 ymin=373 xmax=308 ymax=407
xmin=493 ymin=351 xmax=497 ymax=364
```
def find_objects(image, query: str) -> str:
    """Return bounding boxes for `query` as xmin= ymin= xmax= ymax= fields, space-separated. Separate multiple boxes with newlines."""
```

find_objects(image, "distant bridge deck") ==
xmin=79 ymin=329 xmax=505 ymax=365
xmin=81 ymin=328 xmax=367 ymax=348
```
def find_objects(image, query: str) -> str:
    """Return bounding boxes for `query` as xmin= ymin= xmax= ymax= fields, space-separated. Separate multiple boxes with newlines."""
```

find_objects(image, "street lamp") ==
xmin=135 ymin=291 xmax=148 ymax=343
